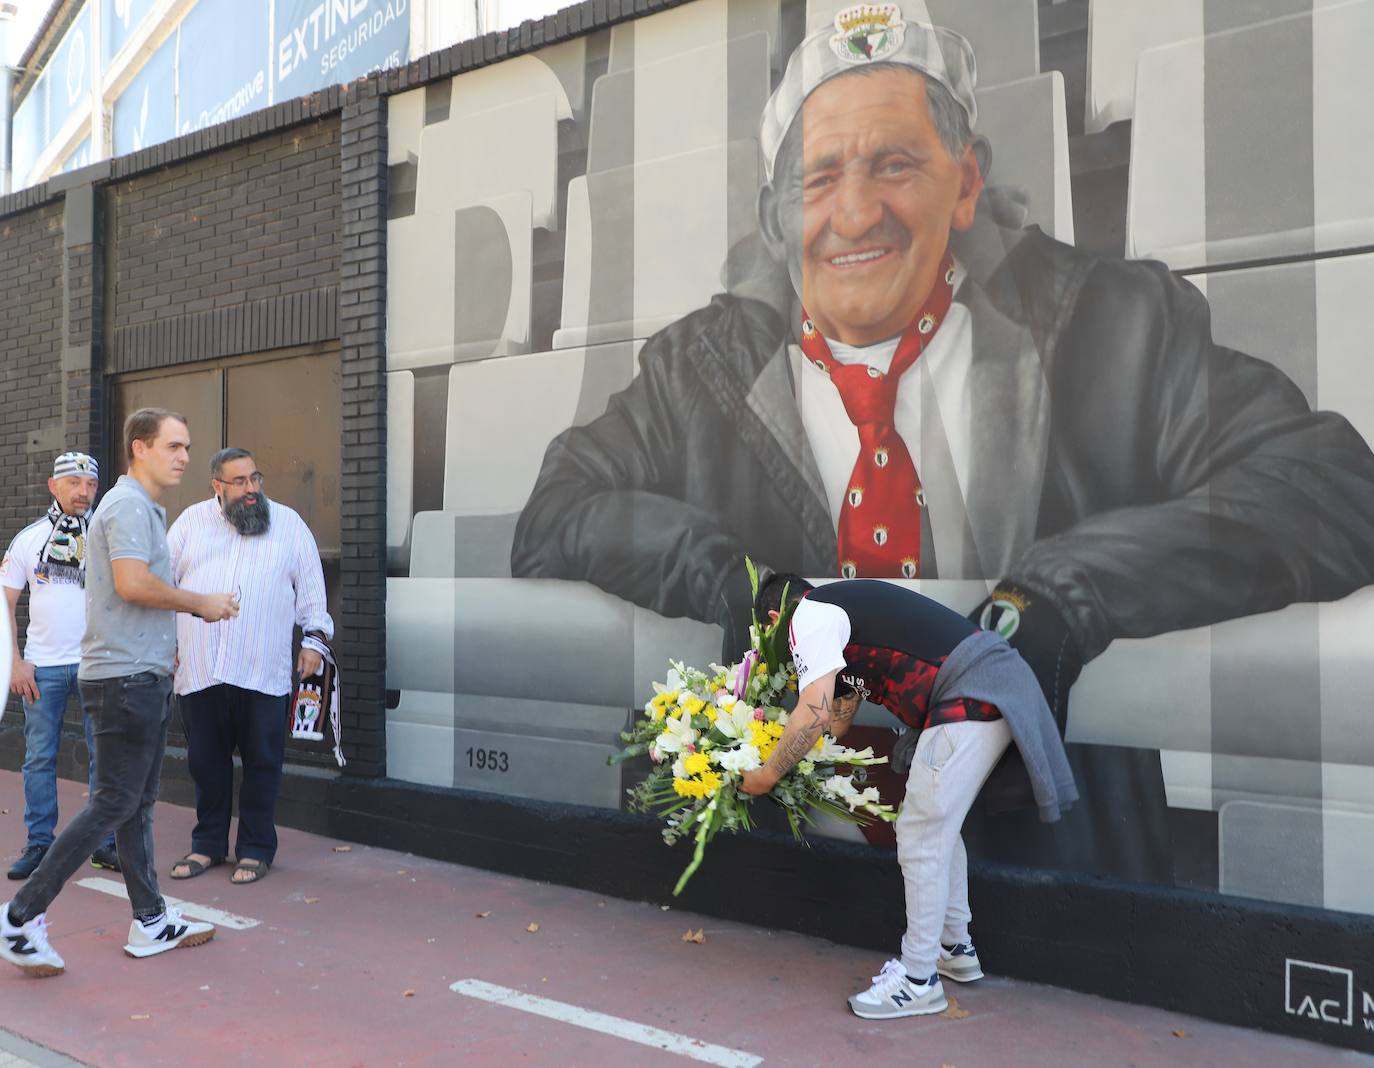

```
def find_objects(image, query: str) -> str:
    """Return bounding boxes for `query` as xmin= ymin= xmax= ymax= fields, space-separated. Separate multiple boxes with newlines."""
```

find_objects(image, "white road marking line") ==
xmin=75 ymin=877 xmax=261 ymax=930
xmin=449 ymin=979 xmax=762 ymax=1067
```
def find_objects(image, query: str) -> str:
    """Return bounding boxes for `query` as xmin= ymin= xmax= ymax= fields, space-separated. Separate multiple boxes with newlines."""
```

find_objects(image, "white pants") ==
xmin=896 ymin=718 xmax=1013 ymax=979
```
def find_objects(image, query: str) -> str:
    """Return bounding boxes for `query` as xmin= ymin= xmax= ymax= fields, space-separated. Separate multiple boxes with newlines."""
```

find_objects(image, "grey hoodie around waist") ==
xmin=893 ymin=629 xmax=1078 ymax=822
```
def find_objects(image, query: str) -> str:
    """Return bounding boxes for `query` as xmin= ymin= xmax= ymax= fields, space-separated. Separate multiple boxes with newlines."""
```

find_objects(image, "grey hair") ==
xmin=210 ymin=447 xmax=254 ymax=479
xmin=772 ymin=66 xmax=973 ymax=187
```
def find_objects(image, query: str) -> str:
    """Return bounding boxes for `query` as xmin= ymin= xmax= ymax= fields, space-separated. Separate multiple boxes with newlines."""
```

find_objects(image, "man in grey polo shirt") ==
xmin=0 ymin=408 xmax=239 ymax=977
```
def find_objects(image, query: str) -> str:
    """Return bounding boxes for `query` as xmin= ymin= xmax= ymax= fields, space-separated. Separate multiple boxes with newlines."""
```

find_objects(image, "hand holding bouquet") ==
xmin=611 ymin=562 xmax=896 ymax=894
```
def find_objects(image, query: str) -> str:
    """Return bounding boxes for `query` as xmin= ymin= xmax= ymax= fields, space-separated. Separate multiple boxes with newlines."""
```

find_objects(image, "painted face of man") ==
xmin=213 ymin=457 xmax=270 ymax=536
xmin=47 ymin=474 xmax=98 ymax=516
xmin=762 ymin=68 xmax=983 ymax=347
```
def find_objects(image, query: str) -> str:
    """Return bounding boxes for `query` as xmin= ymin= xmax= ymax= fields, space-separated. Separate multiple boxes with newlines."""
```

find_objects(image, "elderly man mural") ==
xmin=512 ymin=6 xmax=1374 ymax=882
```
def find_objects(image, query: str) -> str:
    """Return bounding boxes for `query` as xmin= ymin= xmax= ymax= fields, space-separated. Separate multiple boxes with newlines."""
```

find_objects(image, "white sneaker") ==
xmin=0 ymin=903 xmax=65 ymax=977
xmin=124 ymin=906 xmax=215 ymax=958
xmin=847 ymin=959 xmax=947 ymax=1019
xmin=936 ymin=941 xmax=984 ymax=983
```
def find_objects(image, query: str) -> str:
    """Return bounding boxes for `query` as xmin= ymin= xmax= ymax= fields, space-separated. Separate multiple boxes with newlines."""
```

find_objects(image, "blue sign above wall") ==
xmin=110 ymin=32 xmax=175 ymax=155
xmin=178 ymin=0 xmax=271 ymax=135
xmin=274 ymin=0 xmax=410 ymax=103
xmin=47 ymin=2 xmax=92 ymax=140
xmin=101 ymin=0 xmax=158 ymax=64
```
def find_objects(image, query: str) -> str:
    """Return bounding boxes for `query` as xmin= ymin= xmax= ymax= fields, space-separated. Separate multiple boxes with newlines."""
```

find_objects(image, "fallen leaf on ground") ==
xmin=681 ymin=928 xmax=706 ymax=944
xmin=475 ymin=911 xmax=491 ymax=919
xmin=304 ymin=896 xmax=320 ymax=904
xmin=526 ymin=922 xmax=540 ymax=933
xmin=402 ymin=989 xmax=415 ymax=998
xmin=130 ymin=1014 xmax=150 ymax=1021
xmin=332 ymin=846 xmax=352 ymax=853
xmin=660 ymin=905 xmax=670 ymax=911
xmin=1172 ymin=1030 xmax=1188 ymax=1039
xmin=940 ymin=997 xmax=970 ymax=1020
xmin=2 ymin=808 xmax=9 ymax=814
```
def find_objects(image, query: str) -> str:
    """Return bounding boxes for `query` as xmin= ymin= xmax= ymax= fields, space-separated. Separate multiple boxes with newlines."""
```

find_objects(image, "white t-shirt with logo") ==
xmin=1 ymin=519 xmax=88 ymax=666
xmin=787 ymin=597 xmax=851 ymax=693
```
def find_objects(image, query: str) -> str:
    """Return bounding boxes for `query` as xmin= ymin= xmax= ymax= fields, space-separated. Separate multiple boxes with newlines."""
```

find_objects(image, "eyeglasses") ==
xmin=215 ymin=472 xmax=265 ymax=490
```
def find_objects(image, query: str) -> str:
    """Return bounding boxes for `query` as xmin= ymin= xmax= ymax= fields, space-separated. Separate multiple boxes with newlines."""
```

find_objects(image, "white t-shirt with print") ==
xmin=787 ymin=597 xmax=851 ymax=693
xmin=1 ymin=519 xmax=87 ymax=666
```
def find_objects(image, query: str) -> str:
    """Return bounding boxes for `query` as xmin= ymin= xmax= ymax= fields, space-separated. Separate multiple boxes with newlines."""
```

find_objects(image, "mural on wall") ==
xmin=384 ymin=0 xmax=1374 ymax=916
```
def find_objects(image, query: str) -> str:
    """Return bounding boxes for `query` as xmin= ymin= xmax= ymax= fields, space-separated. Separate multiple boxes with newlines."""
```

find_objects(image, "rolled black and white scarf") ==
xmin=35 ymin=500 xmax=90 ymax=587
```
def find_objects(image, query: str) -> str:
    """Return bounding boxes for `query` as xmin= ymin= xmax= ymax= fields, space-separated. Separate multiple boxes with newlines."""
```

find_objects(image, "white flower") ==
xmin=820 ymin=774 xmax=879 ymax=811
xmin=716 ymin=744 xmax=762 ymax=773
xmin=811 ymin=737 xmax=877 ymax=764
xmin=671 ymin=754 xmax=689 ymax=779
xmin=654 ymin=712 xmax=697 ymax=755
xmin=664 ymin=664 xmax=686 ymax=692
xmin=714 ymin=702 xmax=756 ymax=741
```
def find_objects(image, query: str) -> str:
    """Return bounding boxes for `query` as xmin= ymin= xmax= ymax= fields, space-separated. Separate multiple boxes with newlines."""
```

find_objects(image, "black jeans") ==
xmin=12 ymin=672 xmax=172 ymax=923
xmin=180 ymin=684 xmax=288 ymax=865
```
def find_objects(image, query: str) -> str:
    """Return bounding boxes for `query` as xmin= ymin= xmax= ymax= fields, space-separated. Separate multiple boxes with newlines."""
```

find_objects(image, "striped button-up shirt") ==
xmin=168 ymin=497 xmax=333 ymax=698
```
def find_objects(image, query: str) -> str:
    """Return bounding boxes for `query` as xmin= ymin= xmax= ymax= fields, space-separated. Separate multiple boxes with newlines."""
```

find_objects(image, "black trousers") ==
xmin=180 ymin=684 xmax=287 ymax=865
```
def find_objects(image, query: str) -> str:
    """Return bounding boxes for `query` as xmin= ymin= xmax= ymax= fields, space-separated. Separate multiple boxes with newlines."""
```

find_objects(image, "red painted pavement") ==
xmin=0 ymin=770 xmax=1366 ymax=1068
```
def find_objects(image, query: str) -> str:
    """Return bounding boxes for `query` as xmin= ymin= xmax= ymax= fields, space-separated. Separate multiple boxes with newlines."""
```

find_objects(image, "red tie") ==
xmin=800 ymin=254 xmax=955 ymax=580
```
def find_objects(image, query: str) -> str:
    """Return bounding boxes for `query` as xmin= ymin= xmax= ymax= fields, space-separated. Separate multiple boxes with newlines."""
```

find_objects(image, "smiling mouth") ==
xmin=825 ymin=247 xmax=892 ymax=269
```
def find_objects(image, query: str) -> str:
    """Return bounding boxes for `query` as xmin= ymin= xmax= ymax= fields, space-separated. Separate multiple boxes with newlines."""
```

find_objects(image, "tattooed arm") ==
xmin=828 ymin=692 xmax=860 ymax=740
xmin=739 ymin=671 xmax=836 ymax=795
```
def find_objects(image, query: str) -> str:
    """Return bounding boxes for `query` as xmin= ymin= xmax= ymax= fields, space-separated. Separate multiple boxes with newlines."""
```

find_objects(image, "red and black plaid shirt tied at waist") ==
xmin=839 ymin=643 xmax=1002 ymax=732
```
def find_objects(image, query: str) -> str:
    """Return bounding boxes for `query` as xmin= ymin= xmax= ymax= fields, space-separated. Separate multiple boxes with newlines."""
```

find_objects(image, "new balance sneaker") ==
xmin=847 ymin=959 xmax=947 ymax=1019
xmin=123 ymin=907 xmax=215 ymax=959
xmin=0 ymin=904 xmax=65 ymax=977
xmin=936 ymin=941 xmax=984 ymax=983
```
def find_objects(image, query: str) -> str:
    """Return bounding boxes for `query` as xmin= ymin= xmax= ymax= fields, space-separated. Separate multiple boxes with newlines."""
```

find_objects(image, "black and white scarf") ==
xmin=34 ymin=500 xmax=90 ymax=588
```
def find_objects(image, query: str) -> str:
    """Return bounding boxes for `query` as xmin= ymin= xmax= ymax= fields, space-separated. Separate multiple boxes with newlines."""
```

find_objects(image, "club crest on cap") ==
xmin=830 ymin=3 xmax=906 ymax=65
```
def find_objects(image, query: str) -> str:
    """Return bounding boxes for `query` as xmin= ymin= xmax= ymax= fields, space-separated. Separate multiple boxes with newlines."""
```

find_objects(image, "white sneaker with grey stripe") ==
xmin=936 ymin=941 xmax=984 ymax=982
xmin=847 ymin=959 xmax=948 ymax=1019
xmin=124 ymin=906 xmax=215 ymax=958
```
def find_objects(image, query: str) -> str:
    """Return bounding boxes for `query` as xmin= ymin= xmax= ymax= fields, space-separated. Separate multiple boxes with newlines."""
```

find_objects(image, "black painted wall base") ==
xmin=3 ymin=726 xmax=1371 ymax=1053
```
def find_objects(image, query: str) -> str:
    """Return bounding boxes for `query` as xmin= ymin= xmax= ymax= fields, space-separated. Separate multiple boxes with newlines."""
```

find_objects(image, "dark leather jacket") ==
xmin=513 ymin=213 xmax=1374 ymax=659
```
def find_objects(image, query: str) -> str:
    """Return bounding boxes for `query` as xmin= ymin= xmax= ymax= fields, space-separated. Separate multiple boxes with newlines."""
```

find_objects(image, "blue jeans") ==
xmin=21 ymin=663 xmax=114 ymax=851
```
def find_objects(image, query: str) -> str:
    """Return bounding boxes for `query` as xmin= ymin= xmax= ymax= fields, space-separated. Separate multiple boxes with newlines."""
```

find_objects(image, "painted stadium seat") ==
xmin=554 ymin=141 xmax=762 ymax=348
xmin=975 ymin=72 xmax=1075 ymax=245
xmin=587 ymin=32 xmax=772 ymax=172
xmin=1127 ymin=0 xmax=1374 ymax=269
xmin=609 ymin=0 xmax=784 ymax=73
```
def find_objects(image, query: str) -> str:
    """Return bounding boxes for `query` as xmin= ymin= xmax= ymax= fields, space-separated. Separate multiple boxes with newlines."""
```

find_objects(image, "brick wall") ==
xmin=0 ymin=201 xmax=66 ymax=718
xmin=337 ymin=93 xmax=389 ymax=778
xmin=106 ymin=118 xmax=341 ymax=335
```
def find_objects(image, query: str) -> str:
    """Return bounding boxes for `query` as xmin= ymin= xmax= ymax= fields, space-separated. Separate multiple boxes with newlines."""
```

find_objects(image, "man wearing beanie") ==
xmin=2 ymin=452 xmax=119 ymax=880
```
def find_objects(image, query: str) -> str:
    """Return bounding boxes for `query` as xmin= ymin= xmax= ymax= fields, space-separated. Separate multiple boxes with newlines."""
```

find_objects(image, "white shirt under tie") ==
xmin=168 ymin=497 xmax=333 ymax=698
xmin=793 ymin=262 xmax=978 ymax=575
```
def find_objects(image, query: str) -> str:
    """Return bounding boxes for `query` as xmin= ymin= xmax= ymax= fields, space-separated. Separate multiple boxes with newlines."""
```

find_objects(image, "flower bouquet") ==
xmin=611 ymin=561 xmax=896 ymax=895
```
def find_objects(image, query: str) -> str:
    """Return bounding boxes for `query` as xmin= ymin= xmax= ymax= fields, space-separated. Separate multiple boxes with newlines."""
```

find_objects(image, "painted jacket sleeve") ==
xmin=510 ymin=320 xmax=748 ymax=627
xmin=1006 ymin=260 xmax=1374 ymax=661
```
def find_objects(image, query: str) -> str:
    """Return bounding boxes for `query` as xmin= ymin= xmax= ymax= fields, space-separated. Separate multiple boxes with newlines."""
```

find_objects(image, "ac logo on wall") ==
xmin=1285 ymin=959 xmax=1374 ymax=1033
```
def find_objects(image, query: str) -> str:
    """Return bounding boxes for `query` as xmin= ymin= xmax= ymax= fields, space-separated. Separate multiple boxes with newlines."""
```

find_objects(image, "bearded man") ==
xmin=166 ymin=448 xmax=332 ymax=886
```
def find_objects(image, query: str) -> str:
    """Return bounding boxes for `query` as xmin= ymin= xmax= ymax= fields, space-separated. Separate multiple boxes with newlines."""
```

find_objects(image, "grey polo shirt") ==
xmin=80 ymin=475 xmax=176 ymax=680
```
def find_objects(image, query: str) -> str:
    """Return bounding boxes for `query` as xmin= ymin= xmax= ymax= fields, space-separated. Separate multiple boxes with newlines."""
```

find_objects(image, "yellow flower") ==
xmin=673 ymin=777 xmax=707 ymax=799
xmin=755 ymin=662 xmax=767 ymax=675
xmin=698 ymin=771 xmax=723 ymax=796
xmin=682 ymin=752 xmax=711 ymax=776
xmin=681 ymin=695 xmax=707 ymax=717
xmin=650 ymin=691 xmax=680 ymax=719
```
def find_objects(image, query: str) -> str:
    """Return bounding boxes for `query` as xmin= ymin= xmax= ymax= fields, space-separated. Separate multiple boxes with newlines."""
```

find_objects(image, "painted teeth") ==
xmin=830 ymin=249 xmax=886 ymax=265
